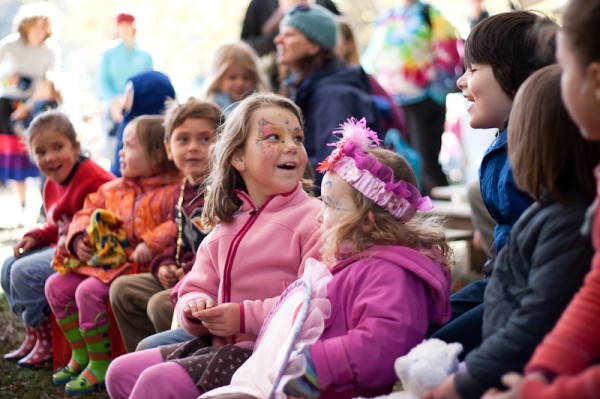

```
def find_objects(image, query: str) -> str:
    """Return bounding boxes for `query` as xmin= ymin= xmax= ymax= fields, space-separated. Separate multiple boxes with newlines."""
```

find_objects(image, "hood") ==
xmin=127 ymin=70 xmax=175 ymax=118
xmin=362 ymin=245 xmax=451 ymax=325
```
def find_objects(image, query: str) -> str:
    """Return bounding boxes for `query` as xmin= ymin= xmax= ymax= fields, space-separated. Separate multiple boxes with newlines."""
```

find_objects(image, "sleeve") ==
xmin=175 ymin=239 xmax=219 ymax=337
xmin=149 ymin=245 xmax=177 ymax=277
xmin=525 ymin=256 xmax=600 ymax=376
xmin=240 ymin=1 xmax=277 ymax=56
xmin=494 ymin=164 xmax=533 ymax=251
xmin=140 ymin=220 xmax=177 ymax=255
xmin=24 ymin=223 xmax=59 ymax=248
xmin=310 ymin=264 xmax=430 ymax=390
xmin=427 ymin=7 xmax=463 ymax=105
xmin=520 ymin=365 xmax=600 ymax=399
xmin=240 ymin=224 xmax=323 ymax=336
xmin=456 ymin=209 xmax=594 ymax=398
xmin=65 ymin=187 xmax=107 ymax=254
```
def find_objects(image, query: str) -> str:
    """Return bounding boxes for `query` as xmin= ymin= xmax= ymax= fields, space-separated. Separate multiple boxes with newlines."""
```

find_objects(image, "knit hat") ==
xmin=280 ymin=4 xmax=337 ymax=51
xmin=116 ymin=13 xmax=135 ymax=24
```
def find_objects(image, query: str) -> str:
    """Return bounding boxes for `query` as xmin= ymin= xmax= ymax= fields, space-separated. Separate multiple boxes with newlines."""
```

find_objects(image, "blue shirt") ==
xmin=479 ymin=128 xmax=533 ymax=251
xmin=97 ymin=40 xmax=153 ymax=103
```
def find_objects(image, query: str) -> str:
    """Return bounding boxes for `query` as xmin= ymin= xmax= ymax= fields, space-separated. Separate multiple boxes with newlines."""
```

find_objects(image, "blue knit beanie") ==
xmin=280 ymin=4 xmax=338 ymax=51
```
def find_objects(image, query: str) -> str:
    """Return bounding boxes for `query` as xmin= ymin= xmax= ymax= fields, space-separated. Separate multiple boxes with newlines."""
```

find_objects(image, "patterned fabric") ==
xmin=52 ymin=209 xmax=130 ymax=283
xmin=362 ymin=1 xmax=463 ymax=106
xmin=160 ymin=335 xmax=252 ymax=391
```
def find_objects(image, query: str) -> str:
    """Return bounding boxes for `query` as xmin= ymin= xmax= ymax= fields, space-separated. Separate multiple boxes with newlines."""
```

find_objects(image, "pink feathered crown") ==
xmin=317 ymin=118 xmax=433 ymax=221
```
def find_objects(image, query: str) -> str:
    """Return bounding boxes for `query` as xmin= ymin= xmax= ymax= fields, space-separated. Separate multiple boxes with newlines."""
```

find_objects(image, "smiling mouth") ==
xmin=277 ymin=163 xmax=296 ymax=170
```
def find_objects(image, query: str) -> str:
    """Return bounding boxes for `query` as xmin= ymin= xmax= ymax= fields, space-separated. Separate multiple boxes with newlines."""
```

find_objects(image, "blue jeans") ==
xmin=135 ymin=327 xmax=195 ymax=351
xmin=1 ymin=246 xmax=55 ymax=327
xmin=428 ymin=279 xmax=487 ymax=359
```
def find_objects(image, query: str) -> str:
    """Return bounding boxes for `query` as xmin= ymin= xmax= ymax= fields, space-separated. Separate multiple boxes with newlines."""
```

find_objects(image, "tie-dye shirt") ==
xmin=362 ymin=1 xmax=463 ymax=106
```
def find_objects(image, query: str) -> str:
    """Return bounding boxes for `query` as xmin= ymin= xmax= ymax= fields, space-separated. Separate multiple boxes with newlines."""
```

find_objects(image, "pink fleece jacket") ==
xmin=311 ymin=245 xmax=452 ymax=399
xmin=176 ymin=183 xmax=322 ymax=349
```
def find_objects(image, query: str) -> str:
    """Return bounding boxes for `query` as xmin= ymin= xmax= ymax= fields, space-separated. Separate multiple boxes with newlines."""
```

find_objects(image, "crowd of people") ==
xmin=0 ymin=0 xmax=599 ymax=398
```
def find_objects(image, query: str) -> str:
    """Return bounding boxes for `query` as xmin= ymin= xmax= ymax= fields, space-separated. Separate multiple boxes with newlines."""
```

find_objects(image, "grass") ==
xmin=0 ymin=293 xmax=109 ymax=399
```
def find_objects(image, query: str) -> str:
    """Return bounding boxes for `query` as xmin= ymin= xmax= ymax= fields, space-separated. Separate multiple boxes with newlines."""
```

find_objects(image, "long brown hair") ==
xmin=509 ymin=64 xmax=600 ymax=203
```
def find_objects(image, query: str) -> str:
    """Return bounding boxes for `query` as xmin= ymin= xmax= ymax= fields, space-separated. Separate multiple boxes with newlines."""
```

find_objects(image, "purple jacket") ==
xmin=311 ymin=245 xmax=451 ymax=398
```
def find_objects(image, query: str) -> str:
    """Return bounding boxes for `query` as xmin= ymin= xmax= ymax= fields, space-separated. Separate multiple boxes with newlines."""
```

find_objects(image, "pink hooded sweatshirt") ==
xmin=176 ymin=183 xmax=322 ymax=349
xmin=312 ymin=245 xmax=452 ymax=399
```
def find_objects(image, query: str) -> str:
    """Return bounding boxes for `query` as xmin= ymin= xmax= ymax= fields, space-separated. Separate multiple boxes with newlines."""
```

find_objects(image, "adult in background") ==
xmin=362 ymin=0 xmax=463 ymax=195
xmin=0 ymin=1 xmax=60 ymax=213
xmin=98 ymin=12 xmax=153 ymax=163
xmin=241 ymin=0 xmax=339 ymax=90
xmin=275 ymin=4 xmax=380 ymax=192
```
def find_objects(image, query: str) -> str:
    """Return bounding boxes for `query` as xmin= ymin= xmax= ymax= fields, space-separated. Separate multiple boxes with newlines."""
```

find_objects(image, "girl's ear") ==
xmin=362 ymin=211 xmax=375 ymax=233
xmin=589 ymin=62 xmax=600 ymax=102
xmin=74 ymin=141 xmax=81 ymax=154
xmin=231 ymin=149 xmax=246 ymax=172
xmin=164 ymin=141 xmax=173 ymax=160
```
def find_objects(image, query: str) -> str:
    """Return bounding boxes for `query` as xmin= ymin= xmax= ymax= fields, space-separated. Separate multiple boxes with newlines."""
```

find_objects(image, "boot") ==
xmin=4 ymin=323 xmax=37 ymax=361
xmin=52 ymin=312 xmax=89 ymax=385
xmin=65 ymin=322 xmax=111 ymax=396
xmin=17 ymin=317 xmax=52 ymax=368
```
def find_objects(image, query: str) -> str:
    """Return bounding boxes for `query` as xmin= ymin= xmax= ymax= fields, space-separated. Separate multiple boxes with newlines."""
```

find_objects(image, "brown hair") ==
xmin=509 ymin=64 xmax=600 ymax=203
xmin=336 ymin=17 xmax=360 ymax=66
xmin=202 ymin=41 xmax=269 ymax=101
xmin=130 ymin=115 xmax=179 ymax=176
xmin=464 ymin=10 xmax=556 ymax=98
xmin=163 ymin=98 xmax=223 ymax=142
xmin=27 ymin=110 xmax=78 ymax=150
xmin=201 ymin=93 xmax=307 ymax=227
xmin=320 ymin=148 xmax=452 ymax=267
xmin=562 ymin=0 xmax=600 ymax=67
xmin=13 ymin=2 xmax=57 ymax=42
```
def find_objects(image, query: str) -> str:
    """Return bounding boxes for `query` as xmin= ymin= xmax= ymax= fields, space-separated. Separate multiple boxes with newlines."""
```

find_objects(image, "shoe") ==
xmin=4 ymin=324 xmax=37 ymax=361
xmin=17 ymin=317 xmax=52 ymax=368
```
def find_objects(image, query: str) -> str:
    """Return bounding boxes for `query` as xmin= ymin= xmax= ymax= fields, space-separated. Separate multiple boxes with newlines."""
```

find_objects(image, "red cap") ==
xmin=116 ymin=13 xmax=135 ymax=24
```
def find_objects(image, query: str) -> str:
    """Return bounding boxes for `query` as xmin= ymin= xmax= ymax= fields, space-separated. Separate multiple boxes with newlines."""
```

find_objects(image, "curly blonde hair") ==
xmin=320 ymin=148 xmax=452 ymax=267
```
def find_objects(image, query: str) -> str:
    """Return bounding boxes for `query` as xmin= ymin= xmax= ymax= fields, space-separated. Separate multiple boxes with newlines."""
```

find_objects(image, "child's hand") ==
xmin=132 ymin=242 xmax=153 ymax=265
xmin=422 ymin=374 xmax=460 ymax=399
xmin=157 ymin=264 xmax=178 ymax=288
xmin=11 ymin=104 xmax=30 ymax=121
xmin=183 ymin=297 xmax=217 ymax=320
xmin=13 ymin=236 xmax=35 ymax=258
xmin=56 ymin=234 xmax=67 ymax=253
xmin=482 ymin=372 xmax=544 ymax=399
xmin=196 ymin=303 xmax=241 ymax=337
xmin=73 ymin=234 xmax=93 ymax=261
xmin=175 ymin=267 xmax=185 ymax=280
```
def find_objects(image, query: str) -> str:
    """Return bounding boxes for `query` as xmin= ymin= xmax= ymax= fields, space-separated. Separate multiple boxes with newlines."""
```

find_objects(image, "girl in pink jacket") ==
xmin=284 ymin=118 xmax=452 ymax=399
xmin=106 ymin=93 xmax=322 ymax=399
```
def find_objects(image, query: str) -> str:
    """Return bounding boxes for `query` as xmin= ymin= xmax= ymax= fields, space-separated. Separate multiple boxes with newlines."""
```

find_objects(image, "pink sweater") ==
xmin=312 ymin=245 xmax=451 ymax=398
xmin=176 ymin=184 xmax=322 ymax=349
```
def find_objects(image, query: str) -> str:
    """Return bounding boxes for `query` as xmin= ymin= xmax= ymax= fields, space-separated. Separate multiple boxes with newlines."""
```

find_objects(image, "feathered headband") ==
xmin=317 ymin=118 xmax=433 ymax=222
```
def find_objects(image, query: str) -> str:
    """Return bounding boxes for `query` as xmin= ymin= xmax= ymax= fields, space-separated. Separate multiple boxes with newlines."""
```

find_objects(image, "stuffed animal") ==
xmin=355 ymin=339 xmax=463 ymax=399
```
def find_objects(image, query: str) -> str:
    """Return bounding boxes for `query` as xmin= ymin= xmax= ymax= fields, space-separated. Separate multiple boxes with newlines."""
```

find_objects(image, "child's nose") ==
xmin=457 ymin=71 xmax=467 ymax=90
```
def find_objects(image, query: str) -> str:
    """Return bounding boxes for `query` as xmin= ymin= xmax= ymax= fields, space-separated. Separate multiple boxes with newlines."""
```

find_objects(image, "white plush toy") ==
xmin=355 ymin=338 xmax=463 ymax=399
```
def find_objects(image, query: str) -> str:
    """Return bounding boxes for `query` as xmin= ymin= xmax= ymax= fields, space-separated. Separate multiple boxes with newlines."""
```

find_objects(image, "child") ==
xmin=282 ymin=118 xmax=452 ymax=399
xmin=482 ymin=1 xmax=600 ymax=398
xmin=45 ymin=115 xmax=181 ymax=395
xmin=429 ymin=11 xmax=557 ymax=354
xmin=424 ymin=64 xmax=600 ymax=399
xmin=111 ymin=70 xmax=175 ymax=176
xmin=109 ymin=99 xmax=223 ymax=352
xmin=105 ymin=92 xmax=322 ymax=399
xmin=0 ymin=110 xmax=114 ymax=367
xmin=201 ymin=41 xmax=269 ymax=116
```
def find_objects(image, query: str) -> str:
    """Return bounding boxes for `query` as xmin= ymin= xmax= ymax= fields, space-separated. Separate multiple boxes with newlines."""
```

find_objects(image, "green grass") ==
xmin=0 ymin=293 xmax=108 ymax=399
